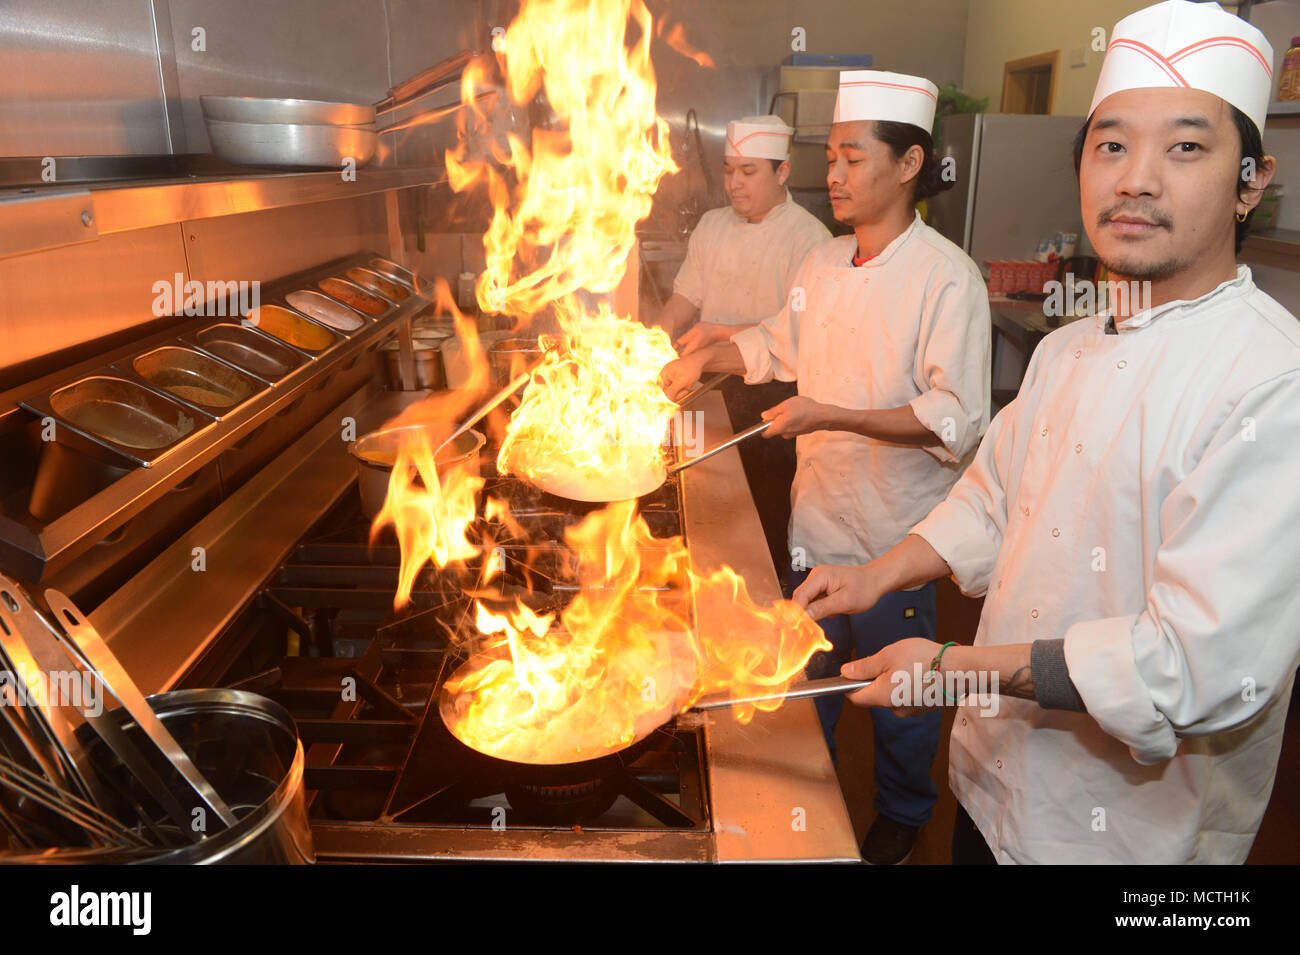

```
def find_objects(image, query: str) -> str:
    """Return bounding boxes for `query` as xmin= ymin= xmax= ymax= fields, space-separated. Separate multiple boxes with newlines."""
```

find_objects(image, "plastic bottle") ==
xmin=1280 ymin=37 xmax=1300 ymax=101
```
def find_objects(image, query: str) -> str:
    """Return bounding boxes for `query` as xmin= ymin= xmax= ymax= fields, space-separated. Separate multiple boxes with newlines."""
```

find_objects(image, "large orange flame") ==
xmin=442 ymin=502 xmax=830 ymax=764
xmin=375 ymin=0 xmax=830 ymax=764
xmin=447 ymin=0 xmax=676 ymax=321
xmin=496 ymin=307 xmax=679 ymax=501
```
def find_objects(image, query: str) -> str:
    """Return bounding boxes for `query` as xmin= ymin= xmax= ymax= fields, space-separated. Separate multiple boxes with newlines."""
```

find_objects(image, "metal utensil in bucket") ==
xmin=72 ymin=688 xmax=313 ymax=865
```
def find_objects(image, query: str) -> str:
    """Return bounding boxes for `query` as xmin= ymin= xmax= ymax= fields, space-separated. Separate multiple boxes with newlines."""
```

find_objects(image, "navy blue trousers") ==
xmin=788 ymin=569 xmax=942 ymax=828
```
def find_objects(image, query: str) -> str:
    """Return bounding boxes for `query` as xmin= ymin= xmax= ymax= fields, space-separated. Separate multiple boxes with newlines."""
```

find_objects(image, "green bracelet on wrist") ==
xmin=928 ymin=641 xmax=958 ymax=703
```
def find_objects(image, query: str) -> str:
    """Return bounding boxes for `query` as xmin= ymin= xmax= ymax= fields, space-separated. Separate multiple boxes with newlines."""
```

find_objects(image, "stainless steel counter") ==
xmin=684 ymin=391 xmax=859 ymax=863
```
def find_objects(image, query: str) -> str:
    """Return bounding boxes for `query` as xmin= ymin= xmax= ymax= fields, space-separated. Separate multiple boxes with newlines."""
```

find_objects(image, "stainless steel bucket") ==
xmin=379 ymin=339 xmax=446 ymax=391
xmin=488 ymin=337 xmax=543 ymax=389
xmin=73 ymin=688 xmax=313 ymax=865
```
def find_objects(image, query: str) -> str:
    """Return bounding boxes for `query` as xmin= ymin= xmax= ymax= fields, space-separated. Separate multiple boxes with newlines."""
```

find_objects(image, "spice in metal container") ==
xmin=244 ymin=305 xmax=335 ymax=352
xmin=346 ymin=267 xmax=411 ymax=302
xmin=284 ymin=290 xmax=365 ymax=331
xmin=318 ymin=278 xmax=388 ymax=315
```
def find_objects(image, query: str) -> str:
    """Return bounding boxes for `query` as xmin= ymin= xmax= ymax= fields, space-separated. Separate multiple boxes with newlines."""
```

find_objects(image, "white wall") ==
xmin=962 ymin=0 xmax=1245 ymax=116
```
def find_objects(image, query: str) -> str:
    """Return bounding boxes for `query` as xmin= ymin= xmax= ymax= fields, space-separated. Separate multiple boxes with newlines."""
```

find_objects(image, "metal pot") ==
xmin=349 ymin=424 xmax=485 ymax=519
xmin=73 ymin=688 xmax=313 ymax=865
xmin=199 ymin=95 xmax=376 ymax=127
xmin=379 ymin=339 xmax=445 ymax=391
xmin=488 ymin=337 xmax=543 ymax=389
xmin=203 ymin=119 xmax=377 ymax=169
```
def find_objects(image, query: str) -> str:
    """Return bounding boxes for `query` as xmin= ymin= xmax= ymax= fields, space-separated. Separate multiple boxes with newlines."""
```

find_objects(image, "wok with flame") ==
xmin=372 ymin=0 xmax=831 ymax=769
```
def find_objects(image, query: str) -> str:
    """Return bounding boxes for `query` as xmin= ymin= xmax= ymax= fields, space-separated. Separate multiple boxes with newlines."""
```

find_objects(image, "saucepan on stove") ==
xmin=349 ymin=422 xmax=486 ymax=519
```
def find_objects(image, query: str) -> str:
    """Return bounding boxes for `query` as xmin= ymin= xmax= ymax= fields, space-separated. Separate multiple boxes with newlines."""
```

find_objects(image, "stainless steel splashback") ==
xmin=0 ymin=0 xmax=487 ymax=389
xmin=0 ymin=0 xmax=177 ymax=156
xmin=0 ymin=0 xmax=448 ymax=160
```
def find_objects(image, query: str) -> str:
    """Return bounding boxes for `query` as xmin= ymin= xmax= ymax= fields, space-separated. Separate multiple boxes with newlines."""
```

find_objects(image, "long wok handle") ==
xmin=691 ymin=675 xmax=874 ymax=712
xmin=44 ymin=589 xmax=238 ymax=831
xmin=433 ymin=369 xmax=533 ymax=458
xmin=668 ymin=420 xmax=772 ymax=475
xmin=675 ymin=372 xmax=730 ymax=409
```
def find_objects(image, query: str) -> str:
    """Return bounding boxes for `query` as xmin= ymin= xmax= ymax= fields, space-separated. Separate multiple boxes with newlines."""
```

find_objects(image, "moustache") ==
xmin=1098 ymin=204 xmax=1173 ymax=229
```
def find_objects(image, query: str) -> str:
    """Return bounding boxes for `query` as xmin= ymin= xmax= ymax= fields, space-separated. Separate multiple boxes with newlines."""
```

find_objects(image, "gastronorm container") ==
xmin=317 ymin=277 xmax=389 ymax=315
xmin=127 ymin=345 xmax=267 ymax=420
xmin=185 ymin=324 xmax=308 ymax=382
xmin=283 ymin=290 xmax=368 ymax=333
xmin=242 ymin=305 xmax=340 ymax=355
xmin=20 ymin=373 xmax=216 ymax=469
xmin=345 ymin=267 xmax=411 ymax=303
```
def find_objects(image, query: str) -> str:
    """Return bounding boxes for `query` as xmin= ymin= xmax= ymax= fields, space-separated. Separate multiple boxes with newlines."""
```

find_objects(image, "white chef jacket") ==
xmin=912 ymin=265 xmax=1300 ymax=864
xmin=731 ymin=212 xmax=991 ymax=566
xmin=673 ymin=190 xmax=830 ymax=325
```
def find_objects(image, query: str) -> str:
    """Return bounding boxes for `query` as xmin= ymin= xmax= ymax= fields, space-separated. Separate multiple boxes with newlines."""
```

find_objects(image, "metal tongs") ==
xmin=0 ymin=571 xmax=238 ymax=850
xmin=43 ymin=589 xmax=238 ymax=835
xmin=690 ymin=675 xmax=874 ymax=712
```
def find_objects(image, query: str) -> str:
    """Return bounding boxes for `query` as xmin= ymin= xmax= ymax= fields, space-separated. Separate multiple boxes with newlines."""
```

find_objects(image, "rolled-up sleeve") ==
xmin=1063 ymin=370 xmax=1300 ymax=765
xmin=908 ymin=264 xmax=992 ymax=463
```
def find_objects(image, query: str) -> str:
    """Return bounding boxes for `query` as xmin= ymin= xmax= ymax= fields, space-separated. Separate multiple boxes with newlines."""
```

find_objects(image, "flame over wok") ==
xmin=371 ymin=0 xmax=830 ymax=765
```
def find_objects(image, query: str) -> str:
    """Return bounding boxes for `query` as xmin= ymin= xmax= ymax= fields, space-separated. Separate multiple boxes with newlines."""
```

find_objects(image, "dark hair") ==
xmin=1071 ymin=105 xmax=1264 ymax=253
xmin=871 ymin=120 xmax=954 ymax=201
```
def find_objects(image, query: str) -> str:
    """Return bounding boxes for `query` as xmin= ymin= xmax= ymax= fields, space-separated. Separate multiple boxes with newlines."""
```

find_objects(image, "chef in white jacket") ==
xmin=794 ymin=0 xmax=1299 ymax=865
xmin=662 ymin=71 xmax=991 ymax=865
xmin=656 ymin=115 xmax=829 ymax=573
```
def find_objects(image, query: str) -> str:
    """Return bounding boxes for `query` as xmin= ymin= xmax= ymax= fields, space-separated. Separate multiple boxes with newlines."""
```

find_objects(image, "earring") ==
xmin=1237 ymin=211 xmax=1248 ymax=222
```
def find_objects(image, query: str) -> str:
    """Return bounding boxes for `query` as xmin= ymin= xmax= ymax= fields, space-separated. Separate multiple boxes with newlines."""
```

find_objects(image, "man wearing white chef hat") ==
xmin=662 ymin=71 xmax=991 ymax=864
xmin=795 ymin=0 xmax=1300 ymax=865
xmin=655 ymin=114 xmax=829 ymax=575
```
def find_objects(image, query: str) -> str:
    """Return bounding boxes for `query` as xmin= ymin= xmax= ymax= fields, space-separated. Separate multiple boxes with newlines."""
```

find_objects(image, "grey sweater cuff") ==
xmin=1031 ymin=639 xmax=1087 ymax=712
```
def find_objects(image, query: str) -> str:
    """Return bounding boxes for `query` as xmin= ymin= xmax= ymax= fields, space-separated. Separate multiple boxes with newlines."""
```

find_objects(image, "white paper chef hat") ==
xmin=724 ymin=115 xmax=795 ymax=161
xmin=832 ymin=70 xmax=938 ymax=133
xmin=1089 ymin=0 xmax=1274 ymax=134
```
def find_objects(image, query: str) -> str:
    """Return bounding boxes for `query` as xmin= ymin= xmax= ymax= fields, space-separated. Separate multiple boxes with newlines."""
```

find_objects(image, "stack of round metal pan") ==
xmin=200 ymin=95 xmax=377 ymax=168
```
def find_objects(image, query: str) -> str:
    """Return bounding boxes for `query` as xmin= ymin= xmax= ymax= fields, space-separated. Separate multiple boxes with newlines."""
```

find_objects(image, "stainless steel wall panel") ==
xmin=0 ymin=224 xmax=189 ymax=391
xmin=0 ymin=0 xmax=171 ymax=156
xmin=181 ymin=193 xmax=390 ymax=289
xmin=165 ymin=0 xmax=393 ymax=155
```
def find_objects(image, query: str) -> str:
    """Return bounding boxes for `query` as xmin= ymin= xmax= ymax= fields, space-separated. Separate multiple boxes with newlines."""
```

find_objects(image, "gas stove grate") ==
xmin=215 ymin=455 xmax=710 ymax=857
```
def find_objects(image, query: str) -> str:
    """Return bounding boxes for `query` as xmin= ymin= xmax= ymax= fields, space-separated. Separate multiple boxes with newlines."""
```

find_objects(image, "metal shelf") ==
xmin=0 ymin=161 xmax=445 ymax=260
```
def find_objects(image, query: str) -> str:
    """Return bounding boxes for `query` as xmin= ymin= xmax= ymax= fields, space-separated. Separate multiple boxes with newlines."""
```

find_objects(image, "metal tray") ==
xmin=344 ymin=267 xmax=411 ymax=304
xmin=282 ymin=290 xmax=369 ymax=334
xmin=124 ymin=345 xmax=268 ymax=420
xmin=184 ymin=324 xmax=308 ymax=383
xmin=20 ymin=373 xmax=215 ymax=468
xmin=199 ymin=95 xmax=376 ymax=127
xmin=316 ymin=277 xmax=390 ymax=316
xmin=241 ymin=305 xmax=341 ymax=356
xmin=366 ymin=256 xmax=417 ymax=288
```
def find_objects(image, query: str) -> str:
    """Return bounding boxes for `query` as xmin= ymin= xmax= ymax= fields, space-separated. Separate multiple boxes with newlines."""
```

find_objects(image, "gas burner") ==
xmin=210 ymin=460 xmax=709 ymax=858
xmin=505 ymin=778 xmax=619 ymax=824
